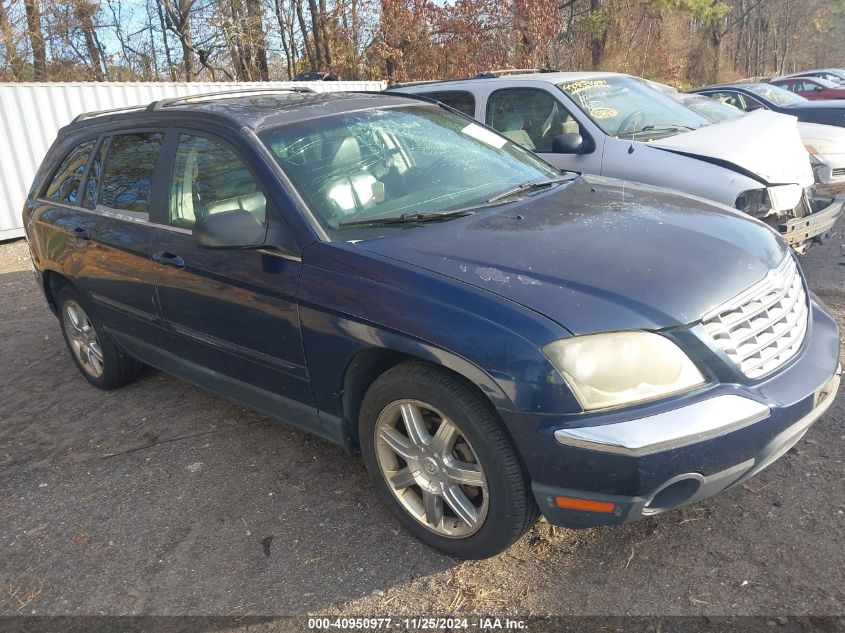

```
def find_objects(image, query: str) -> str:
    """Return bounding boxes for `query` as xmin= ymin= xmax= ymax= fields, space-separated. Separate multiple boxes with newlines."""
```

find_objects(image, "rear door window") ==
xmin=44 ymin=140 xmax=96 ymax=204
xmin=98 ymin=132 xmax=163 ymax=221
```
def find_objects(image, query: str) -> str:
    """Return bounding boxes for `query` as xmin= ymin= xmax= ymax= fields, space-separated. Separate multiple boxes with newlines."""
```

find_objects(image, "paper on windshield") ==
xmin=462 ymin=122 xmax=507 ymax=149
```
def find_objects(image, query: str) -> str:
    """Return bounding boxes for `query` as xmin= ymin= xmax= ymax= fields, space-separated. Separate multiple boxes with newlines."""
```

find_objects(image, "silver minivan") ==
xmin=391 ymin=71 xmax=842 ymax=253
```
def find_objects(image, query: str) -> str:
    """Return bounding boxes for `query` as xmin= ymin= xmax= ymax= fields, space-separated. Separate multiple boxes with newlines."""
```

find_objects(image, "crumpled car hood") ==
xmin=359 ymin=176 xmax=789 ymax=335
xmin=651 ymin=110 xmax=814 ymax=188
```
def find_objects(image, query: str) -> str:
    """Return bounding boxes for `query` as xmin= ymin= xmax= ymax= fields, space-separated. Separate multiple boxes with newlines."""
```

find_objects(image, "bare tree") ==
xmin=158 ymin=0 xmax=196 ymax=80
xmin=0 ymin=0 xmax=25 ymax=78
xmin=24 ymin=0 xmax=46 ymax=79
xmin=73 ymin=0 xmax=105 ymax=80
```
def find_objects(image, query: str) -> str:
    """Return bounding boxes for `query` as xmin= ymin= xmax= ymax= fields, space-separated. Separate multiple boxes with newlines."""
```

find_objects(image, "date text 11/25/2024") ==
xmin=308 ymin=617 xmax=527 ymax=630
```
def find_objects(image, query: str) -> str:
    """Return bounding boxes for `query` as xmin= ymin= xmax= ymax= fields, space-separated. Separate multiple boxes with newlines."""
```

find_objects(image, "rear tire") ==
xmin=56 ymin=285 xmax=144 ymax=390
xmin=359 ymin=361 xmax=538 ymax=559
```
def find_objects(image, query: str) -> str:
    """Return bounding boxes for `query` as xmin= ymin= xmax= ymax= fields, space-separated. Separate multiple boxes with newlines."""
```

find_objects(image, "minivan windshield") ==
xmin=558 ymin=76 xmax=710 ymax=138
xmin=260 ymin=105 xmax=564 ymax=238
xmin=744 ymin=83 xmax=807 ymax=106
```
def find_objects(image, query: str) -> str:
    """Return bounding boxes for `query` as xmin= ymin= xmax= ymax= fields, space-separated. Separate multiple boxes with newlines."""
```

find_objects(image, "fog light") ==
xmin=554 ymin=496 xmax=617 ymax=513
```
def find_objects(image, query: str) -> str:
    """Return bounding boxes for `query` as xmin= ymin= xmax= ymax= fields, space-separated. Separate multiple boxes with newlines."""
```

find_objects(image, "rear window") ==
xmin=419 ymin=91 xmax=475 ymax=117
xmin=44 ymin=140 xmax=96 ymax=204
xmin=98 ymin=132 xmax=162 ymax=220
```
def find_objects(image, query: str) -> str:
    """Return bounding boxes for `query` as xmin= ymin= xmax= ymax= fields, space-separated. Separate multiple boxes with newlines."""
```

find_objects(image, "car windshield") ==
xmin=809 ymin=77 xmax=839 ymax=88
xmin=745 ymin=83 xmax=807 ymax=106
xmin=681 ymin=95 xmax=745 ymax=122
xmin=558 ymin=76 xmax=710 ymax=138
xmin=260 ymin=105 xmax=562 ymax=239
xmin=813 ymin=72 xmax=845 ymax=84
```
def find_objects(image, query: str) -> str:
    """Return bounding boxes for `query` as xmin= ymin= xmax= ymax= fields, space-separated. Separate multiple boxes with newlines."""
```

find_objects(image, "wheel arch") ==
xmin=339 ymin=341 xmax=515 ymax=453
xmin=41 ymin=268 xmax=75 ymax=316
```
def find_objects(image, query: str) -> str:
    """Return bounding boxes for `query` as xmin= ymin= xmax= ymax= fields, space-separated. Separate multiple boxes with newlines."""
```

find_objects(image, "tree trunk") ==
xmin=274 ymin=0 xmax=293 ymax=78
xmin=708 ymin=21 xmax=722 ymax=85
xmin=75 ymin=1 xmax=105 ymax=80
xmin=294 ymin=0 xmax=315 ymax=70
xmin=318 ymin=0 xmax=331 ymax=67
xmin=24 ymin=0 xmax=47 ymax=80
xmin=0 ymin=0 xmax=24 ymax=79
xmin=589 ymin=0 xmax=606 ymax=70
xmin=245 ymin=0 xmax=269 ymax=80
xmin=307 ymin=0 xmax=324 ymax=68
xmin=156 ymin=0 xmax=178 ymax=81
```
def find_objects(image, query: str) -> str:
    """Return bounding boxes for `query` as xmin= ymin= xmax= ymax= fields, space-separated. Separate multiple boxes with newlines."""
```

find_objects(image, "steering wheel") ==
xmin=616 ymin=110 xmax=646 ymax=136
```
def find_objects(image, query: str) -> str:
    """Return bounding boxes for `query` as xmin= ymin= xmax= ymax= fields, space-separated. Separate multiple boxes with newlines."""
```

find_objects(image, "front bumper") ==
xmin=499 ymin=299 xmax=841 ymax=529
xmin=779 ymin=192 xmax=843 ymax=254
xmin=536 ymin=367 xmax=839 ymax=528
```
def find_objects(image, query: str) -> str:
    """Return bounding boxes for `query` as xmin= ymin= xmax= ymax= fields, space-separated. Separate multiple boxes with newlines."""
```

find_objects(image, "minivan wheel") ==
xmin=359 ymin=361 xmax=538 ymax=559
xmin=56 ymin=286 xmax=144 ymax=389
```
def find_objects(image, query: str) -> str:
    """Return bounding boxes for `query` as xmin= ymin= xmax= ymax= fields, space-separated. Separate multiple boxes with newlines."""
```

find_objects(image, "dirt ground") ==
xmin=0 ymin=225 xmax=843 ymax=624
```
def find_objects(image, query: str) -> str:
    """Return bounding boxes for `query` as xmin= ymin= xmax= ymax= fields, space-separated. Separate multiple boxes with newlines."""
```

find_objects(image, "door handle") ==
xmin=71 ymin=226 xmax=91 ymax=240
xmin=152 ymin=250 xmax=185 ymax=269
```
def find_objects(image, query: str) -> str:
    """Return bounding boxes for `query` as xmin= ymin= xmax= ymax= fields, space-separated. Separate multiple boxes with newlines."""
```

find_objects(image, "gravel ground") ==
xmin=0 ymin=226 xmax=843 ymax=624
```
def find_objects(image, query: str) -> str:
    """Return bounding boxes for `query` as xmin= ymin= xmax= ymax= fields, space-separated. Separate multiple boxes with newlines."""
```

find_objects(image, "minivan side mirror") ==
xmin=552 ymin=133 xmax=585 ymax=154
xmin=193 ymin=209 xmax=267 ymax=249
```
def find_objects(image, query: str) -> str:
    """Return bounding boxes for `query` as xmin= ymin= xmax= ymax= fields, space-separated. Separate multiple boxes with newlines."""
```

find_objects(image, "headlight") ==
xmin=734 ymin=188 xmax=771 ymax=217
xmin=542 ymin=331 xmax=705 ymax=411
xmin=804 ymin=139 xmax=838 ymax=156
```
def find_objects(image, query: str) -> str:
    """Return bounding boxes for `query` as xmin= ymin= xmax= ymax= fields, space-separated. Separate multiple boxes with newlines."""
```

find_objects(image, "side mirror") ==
xmin=552 ymin=133 xmax=585 ymax=154
xmin=193 ymin=209 xmax=267 ymax=249
xmin=813 ymin=86 xmax=824 ymax=92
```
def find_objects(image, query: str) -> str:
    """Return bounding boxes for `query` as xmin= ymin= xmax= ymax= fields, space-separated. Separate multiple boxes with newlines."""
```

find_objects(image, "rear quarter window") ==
xmin=43 ymin=140 xmax=96 ymax=204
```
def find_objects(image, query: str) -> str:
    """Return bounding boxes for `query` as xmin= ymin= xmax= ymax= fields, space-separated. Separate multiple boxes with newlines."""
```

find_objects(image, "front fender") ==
xmin=297 ymin=242 xmax=580 ymax=422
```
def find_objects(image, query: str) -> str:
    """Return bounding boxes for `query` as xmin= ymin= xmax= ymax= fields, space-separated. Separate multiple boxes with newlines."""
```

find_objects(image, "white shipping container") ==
xmin=0 ymin=81 xmax=385 ymax=240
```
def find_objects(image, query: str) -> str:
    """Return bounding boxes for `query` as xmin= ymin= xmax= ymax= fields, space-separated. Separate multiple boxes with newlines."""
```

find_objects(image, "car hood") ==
xmin=798 ymin=121 xmax=845 ymax=148
xmin=785 ymin=99 xmax=845 ymax=110
xmin=650 ymin=110 xmax=814 ymax=187
xmin=358 ymin=176 xmax=789 ymax=335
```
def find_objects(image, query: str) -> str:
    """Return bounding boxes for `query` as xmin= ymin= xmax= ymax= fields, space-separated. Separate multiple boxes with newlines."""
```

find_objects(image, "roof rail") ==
xmin=72 ymin=105 xmax=147 ymax=123
xmin=386 ymin=78 xmax=472 ymax=90
xmin=475 ymin=68 xmax=559 ymax=79
xmin=148 ymin=86 xmax=315 ymax=111
xmin=70 ymin=86 xmax=317 ymax=124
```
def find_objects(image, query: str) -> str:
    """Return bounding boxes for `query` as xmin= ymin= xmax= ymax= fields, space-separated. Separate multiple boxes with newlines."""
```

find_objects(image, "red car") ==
xmin=771 ymin=76 xmax=845 ymax=100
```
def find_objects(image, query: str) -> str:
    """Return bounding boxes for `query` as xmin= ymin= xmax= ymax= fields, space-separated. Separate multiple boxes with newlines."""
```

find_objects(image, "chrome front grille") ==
xmin=702 ymin=256 xmax=808 ymax=379
xmin=833 ymin=168 xmax=845 ymax=177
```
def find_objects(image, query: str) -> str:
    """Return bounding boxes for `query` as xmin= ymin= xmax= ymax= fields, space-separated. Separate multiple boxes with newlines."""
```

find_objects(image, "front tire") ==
xmin=359 ymin=361 xmax=538 ymax=559
xmin=56 ymin=285 xmax=144 ymax=390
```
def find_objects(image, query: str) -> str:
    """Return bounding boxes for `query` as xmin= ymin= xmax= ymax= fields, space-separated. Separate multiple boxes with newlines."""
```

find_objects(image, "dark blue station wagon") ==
xmin=23 ymin=89 xmax=841 ymax=558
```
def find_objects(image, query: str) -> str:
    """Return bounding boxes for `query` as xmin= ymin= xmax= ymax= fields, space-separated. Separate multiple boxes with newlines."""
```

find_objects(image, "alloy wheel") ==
xmin=374 ymin=399 xmax=489 ymax=538
xmin=63 ymin=300 xmax=104 ymax=378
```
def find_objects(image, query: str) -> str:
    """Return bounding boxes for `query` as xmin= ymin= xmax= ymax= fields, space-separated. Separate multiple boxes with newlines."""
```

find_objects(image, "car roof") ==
xmin=782 ymin=69 xmax=845 ymax=77
xmin=393 ymin=71 xmax=626 ymax=90
xmin=62 ymin=90 xmax=425 ymax=135
xmin=693 ymin=82 xmax=766 ymax=91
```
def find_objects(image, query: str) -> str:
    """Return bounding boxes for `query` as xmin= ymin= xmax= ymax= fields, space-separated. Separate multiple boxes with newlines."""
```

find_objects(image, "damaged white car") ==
xmin=675 ymin=91 xmax=845 ymax=189
xmin=391 ymin=71 xmax=843 ymax=253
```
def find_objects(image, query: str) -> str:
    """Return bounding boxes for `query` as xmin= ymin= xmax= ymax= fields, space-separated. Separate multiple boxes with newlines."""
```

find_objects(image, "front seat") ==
xmin=493 ymin=113 xmax=535 ymax=150
xmin=324 ymin=135 xmax=378 ymax=214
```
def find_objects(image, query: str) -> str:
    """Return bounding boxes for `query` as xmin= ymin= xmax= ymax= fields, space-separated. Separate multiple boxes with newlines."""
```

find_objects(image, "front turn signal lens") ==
xmin=554 ymin=496 xmax=617 ymax=513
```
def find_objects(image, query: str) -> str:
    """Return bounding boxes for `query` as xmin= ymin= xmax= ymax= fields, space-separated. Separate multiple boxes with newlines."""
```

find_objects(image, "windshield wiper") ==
xmin=486 ymin=177 xmax=571 ymax=203
xmin=338 ymin=207 xmax=481 ymax=228
xmin=624 ymin=124 xmax=696 ymax=136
